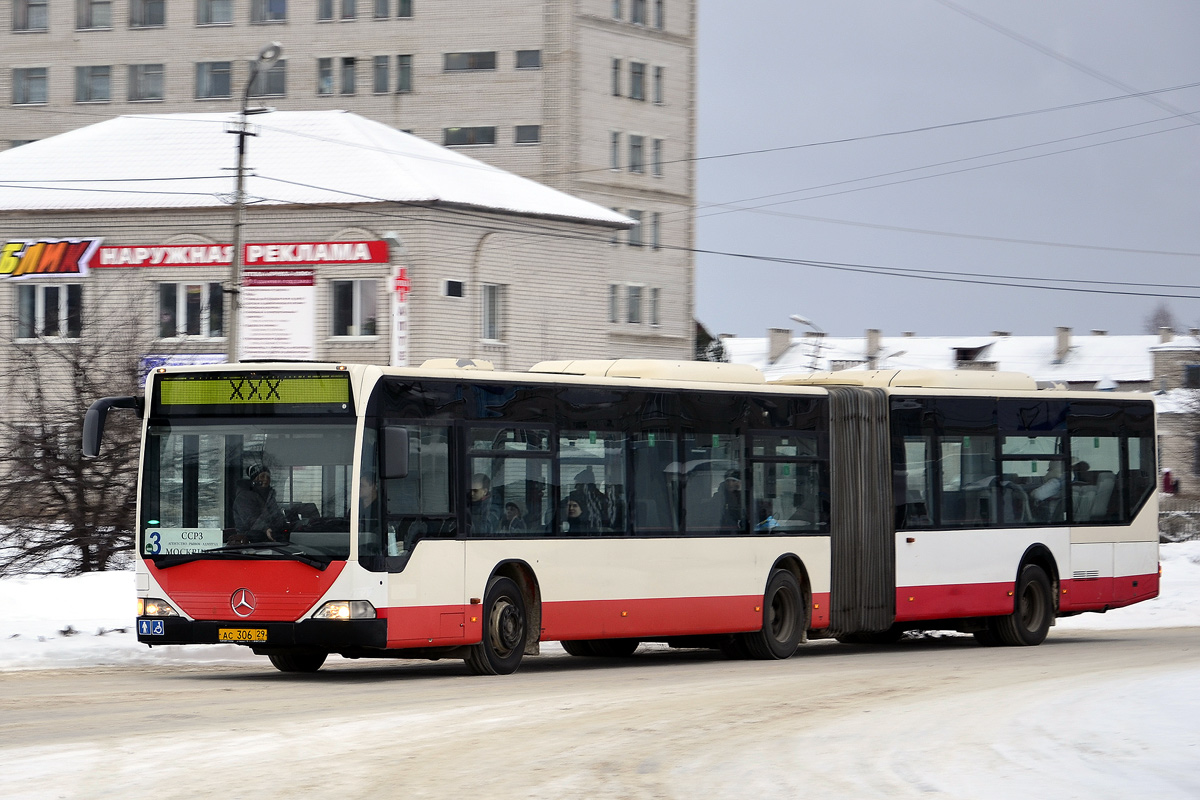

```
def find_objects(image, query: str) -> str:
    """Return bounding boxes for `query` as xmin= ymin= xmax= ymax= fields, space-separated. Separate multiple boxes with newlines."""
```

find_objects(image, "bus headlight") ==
xmin=312 ymin=600 xmax=376 ymax=620
xmin=139 ymin=598 xmax=179 ymax=617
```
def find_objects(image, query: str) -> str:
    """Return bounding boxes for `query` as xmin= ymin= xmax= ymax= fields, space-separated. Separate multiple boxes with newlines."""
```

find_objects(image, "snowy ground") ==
xmin=3 ymin=541 xmax=1198 ymax=671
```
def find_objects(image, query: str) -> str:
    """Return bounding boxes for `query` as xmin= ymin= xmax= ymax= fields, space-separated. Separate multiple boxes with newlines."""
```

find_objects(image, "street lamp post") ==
xmin=789 ymin=313 xmax=825 ymax=371
xmin=226 ymin=41 xmax=283 ymax=364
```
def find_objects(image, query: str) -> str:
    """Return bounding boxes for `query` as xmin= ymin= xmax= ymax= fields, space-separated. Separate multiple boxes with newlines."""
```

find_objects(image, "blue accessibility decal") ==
xmin=138 ymin=619 xmax=165 ymax=636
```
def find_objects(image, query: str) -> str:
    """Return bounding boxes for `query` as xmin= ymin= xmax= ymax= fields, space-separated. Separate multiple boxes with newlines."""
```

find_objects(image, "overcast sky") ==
xmin=694 ymin=0 xmax=1200 ymax=339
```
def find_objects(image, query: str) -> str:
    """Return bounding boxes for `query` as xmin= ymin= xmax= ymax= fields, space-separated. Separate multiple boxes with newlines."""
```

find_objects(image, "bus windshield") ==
xmin=141 ymin=419 xmax=357 ymax=562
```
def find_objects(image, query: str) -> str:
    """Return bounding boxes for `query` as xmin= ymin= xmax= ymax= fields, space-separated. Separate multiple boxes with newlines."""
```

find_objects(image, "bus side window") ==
xmin=382 ymin=425 xmax=453 ymax=555
xmin=631 ymin=431 xmax=679 ymax=535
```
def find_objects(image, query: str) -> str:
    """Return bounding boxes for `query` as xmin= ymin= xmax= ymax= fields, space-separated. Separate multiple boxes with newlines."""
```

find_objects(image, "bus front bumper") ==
xmin=136 ymin=617 xmax=387 ymax=651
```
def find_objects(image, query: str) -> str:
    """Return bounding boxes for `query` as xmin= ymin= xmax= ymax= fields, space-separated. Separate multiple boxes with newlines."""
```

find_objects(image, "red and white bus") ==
xmin=84 ymin=359 xmax=1159 ymax=673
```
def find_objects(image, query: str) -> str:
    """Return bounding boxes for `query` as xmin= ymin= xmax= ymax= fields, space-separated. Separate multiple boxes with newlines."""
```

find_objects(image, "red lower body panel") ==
xmin=1059 ymin=571 xmax=1159 ymax=612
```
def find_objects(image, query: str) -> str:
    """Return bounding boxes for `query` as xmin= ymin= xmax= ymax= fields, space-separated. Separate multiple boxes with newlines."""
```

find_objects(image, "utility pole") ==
xmin=226 ymin=42 xmax=283 ymax=364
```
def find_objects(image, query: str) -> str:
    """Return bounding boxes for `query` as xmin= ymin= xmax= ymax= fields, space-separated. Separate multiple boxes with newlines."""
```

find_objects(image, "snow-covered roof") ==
xmin=0 ymin=111 xmax=632 ymax=227
xmin=724 ymin=333 xmax=1171 ymax=384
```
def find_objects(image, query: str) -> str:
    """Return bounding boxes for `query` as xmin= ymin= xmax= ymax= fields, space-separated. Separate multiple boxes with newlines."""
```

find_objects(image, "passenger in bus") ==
xmin=499 ymin=502 xmax=526 ymax=534
xmin=523 ymin=480 xmax=546 ymax=531
xmin=233 ymin=465 xmax=288 ymax=542
xmin=573 ymin=468 xmax=612 ymax=529
xmin=468 ymin=473 xmax=500 ymax=535
xmin=1030 ymin=461 xmax=1066 ymax=521
xmin=562 ymin=494 xmax=592 ymax=535
xmin=712 ymin=469 xmax=745 ymax=531
xmin=754 ymin=499 xmax=779 ymax=532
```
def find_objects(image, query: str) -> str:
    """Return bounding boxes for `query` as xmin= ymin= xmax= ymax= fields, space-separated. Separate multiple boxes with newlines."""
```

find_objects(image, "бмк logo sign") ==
xmin=0 ymin=237 xmax=103 ymax=279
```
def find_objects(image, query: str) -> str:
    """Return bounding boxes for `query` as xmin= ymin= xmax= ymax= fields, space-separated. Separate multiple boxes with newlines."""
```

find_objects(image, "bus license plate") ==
xmin=218 ymin=628 xmax=267 ymax=642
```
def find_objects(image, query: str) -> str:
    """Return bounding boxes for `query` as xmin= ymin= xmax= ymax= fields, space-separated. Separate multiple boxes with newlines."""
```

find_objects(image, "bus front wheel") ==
xmin=465 ymin=576 xmax=527 ymax=675
xmin=993 ymin=564 xmax=1054 ymax=646
xmin=743 ymin=569 xmax=804 ymax=660
xmin=268 ymin=651 xmax=327 ymax=673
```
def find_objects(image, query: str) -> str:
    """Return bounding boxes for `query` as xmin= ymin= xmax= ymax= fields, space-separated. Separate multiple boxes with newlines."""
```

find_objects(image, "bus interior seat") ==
xmin=1090 ymin=471 xmax=1116 ymax=521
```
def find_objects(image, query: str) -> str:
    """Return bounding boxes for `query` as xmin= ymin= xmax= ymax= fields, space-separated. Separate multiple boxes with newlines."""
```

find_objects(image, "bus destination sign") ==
xmin=154 ymin=373 xmax=352 ymax=415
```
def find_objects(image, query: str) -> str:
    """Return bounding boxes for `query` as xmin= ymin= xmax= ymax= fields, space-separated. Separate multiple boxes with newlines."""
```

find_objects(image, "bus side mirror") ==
xmin=82 ymin=396 xmax=141 ymax=457
xmin=382 ymin=426 xmax=410 ymax=480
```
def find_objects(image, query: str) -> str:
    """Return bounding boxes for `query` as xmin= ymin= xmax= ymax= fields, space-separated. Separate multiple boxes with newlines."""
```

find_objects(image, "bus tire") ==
xmin=589 ymin=638 xmax=639 ymax=658
xmin=268 ymin=651 xmax=327 ymax=673
xmin=561 ymin=640 xmax=596 ymax=657
xmin=743 ymin=569 xmax=804 ymax=660
xmin=994 ymin=564 xmax=1053 ymax=646
xmin=465 ymin=576 xmax=527 ymax=675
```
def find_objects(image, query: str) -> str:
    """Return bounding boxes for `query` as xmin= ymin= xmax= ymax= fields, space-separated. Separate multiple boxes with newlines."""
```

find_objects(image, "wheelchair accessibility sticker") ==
xmin=139 ymin=620 xmax=165 ymax=636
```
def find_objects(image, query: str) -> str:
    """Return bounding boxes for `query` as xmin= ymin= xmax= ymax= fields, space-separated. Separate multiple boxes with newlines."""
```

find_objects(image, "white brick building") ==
xmin=2 ymin=0 xmax=697 ymax=354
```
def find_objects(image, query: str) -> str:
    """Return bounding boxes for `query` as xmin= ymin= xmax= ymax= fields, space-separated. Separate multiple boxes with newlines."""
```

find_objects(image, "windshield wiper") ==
xmin=155 ymin=542 xmax=332 ymax=570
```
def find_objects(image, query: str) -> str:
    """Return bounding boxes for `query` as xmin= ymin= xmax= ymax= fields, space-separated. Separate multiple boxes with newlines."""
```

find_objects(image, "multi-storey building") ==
xmin=2 ymin=0 xmax=696 ymax=356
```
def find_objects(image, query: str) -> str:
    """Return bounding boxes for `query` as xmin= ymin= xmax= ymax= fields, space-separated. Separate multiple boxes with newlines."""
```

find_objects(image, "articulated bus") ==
xmin=84 ymin=359 xmax=1159 ymax=673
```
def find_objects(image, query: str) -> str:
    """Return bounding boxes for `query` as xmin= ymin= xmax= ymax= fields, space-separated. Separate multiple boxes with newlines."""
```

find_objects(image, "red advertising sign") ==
xmin=0 ymin=238 xmax=103 ymax=278
xmin=95 ymin=240 xmax=390 ymax=268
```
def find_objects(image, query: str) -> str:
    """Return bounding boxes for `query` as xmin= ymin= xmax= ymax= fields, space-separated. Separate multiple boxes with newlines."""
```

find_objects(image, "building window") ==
xmin=250 ymin=0 xmax=286 ymax=23
xmin=195 ymin=61 xmax=232 ymax=98
xmin=610 ymin=209 xmax=621 ymax=245
xmin=76 ymin=0 xmax=111 ymax=28
xmin=610 ymin=131 xmax=620 ymax=170
xmin=444 ymin=279 xmax=464 ymax=297
xmin=628 ymin=210 xmax=644 ymax=247
xmin=611 ymin=58 xmax=621 ymax=96
xmin=374 ymin=0 xmax=387 ymax=17
xmin=652 ymin=138 xmax=663 ymax=176
xmin=611 ymin=0 xmax=621 ymax=20
xmin=341 ymin=57 xmax=356 ymax=94
xmin=631 ymin=0 xmax=646 ymax=25
xmin=128 ymin=64 xmax=164 ymax=101
xmin=443 ymin=126 xmax=496 ymax=146
xmin=396 ymin=54 xmax=412 ymax=92
xmin=341 ymin=0 xmax=356 ymax=19
xmin=516 ymin=49 xmax=541 ymax=69
xmin=650 ymin=287 xmax=660 ymax=326
xmin=13 ymin=68 xmax=48 ymax=105
xmin=1185 ymin=364 xmax=1200 ymax=389
xmin=158 ymin=283 xmax=224 ymax=339
xmin=318 ymin=0 xmax=332 ymax=20
xmin=75 ymin=66 xmax=111 ymax=103
xmin=249 ymin=60 xmax=286 ymax=97
xmin=654 ymin=0 xmax=664 ymax=29
xmin=629 ymin=134 xmax=644 ymax=173
xmin=14 ymin=0 xmax=49 ymax=31
xmin=650 ymin=211 xmax=661 ymax=250
xmin=444 ymin=52 xmax=496 ymax=71
xmin=16 ymin=284 xmax=82 ymax=339
xmin=609 ymin=284 xmax=619 ymax=322
xmin=372 ymin=56 xmax=389 ymax=93
xmin=627 ymin=285 xmax=643 ymax=323
xmin=653 ymin=65 xmax=663 ymax=104
xmin=630 ymin=62 xmax=645 ymax=100
xmin=9 ymin=139 xmax=39 ymax=147
xmin=397 ymin=0 xmax=412 ymax=17
xmin=514 ymin=125 xmax=541 ymax=144
xmin=130 ymin=0 xmax=165 ymax=26
xmin=481 ymin=284 xmax=503 ymax=341
xmin=197 ymin=0 xmax=232 ymax=25
xmin=317 ymin=58 xmax=333 ymax=94
xmin=331 ymin=280 xmax=377 ymax=336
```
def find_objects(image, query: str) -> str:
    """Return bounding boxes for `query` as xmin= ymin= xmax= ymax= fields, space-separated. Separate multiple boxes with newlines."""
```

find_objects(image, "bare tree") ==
xmin=695 ymin=319 xmax=727 ymax=363
xmin=1145 ymin=303 xmax=1178 ymax=335
xmin=0 ymin=284 xmax=153 ymax=575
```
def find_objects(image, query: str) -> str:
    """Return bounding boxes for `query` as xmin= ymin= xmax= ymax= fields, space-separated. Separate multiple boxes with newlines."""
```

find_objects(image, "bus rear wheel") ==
xmin=993 ymin=564 xmax=1053 ymax=646
xmin=743 ymin=569 xmax=804 ymax=660
xmin=268 ymin=651 xmax=327 ymax=673
xmin=465 ymin=576 xmax=527 ymax=675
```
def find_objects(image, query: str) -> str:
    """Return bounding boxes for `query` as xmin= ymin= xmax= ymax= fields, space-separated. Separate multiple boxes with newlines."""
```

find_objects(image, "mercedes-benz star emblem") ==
xmin=231 ymin=588 xmax=256 ymax=617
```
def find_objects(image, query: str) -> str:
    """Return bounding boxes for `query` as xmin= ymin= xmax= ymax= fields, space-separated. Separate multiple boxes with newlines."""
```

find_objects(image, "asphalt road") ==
xmin=2 ymin=628 xmax=1198 ymax=799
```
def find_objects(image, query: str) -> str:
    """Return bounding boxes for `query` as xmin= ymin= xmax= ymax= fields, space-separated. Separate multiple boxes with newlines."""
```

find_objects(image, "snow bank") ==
xmin=2 ymin=542 xmax=1198 ymax=671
